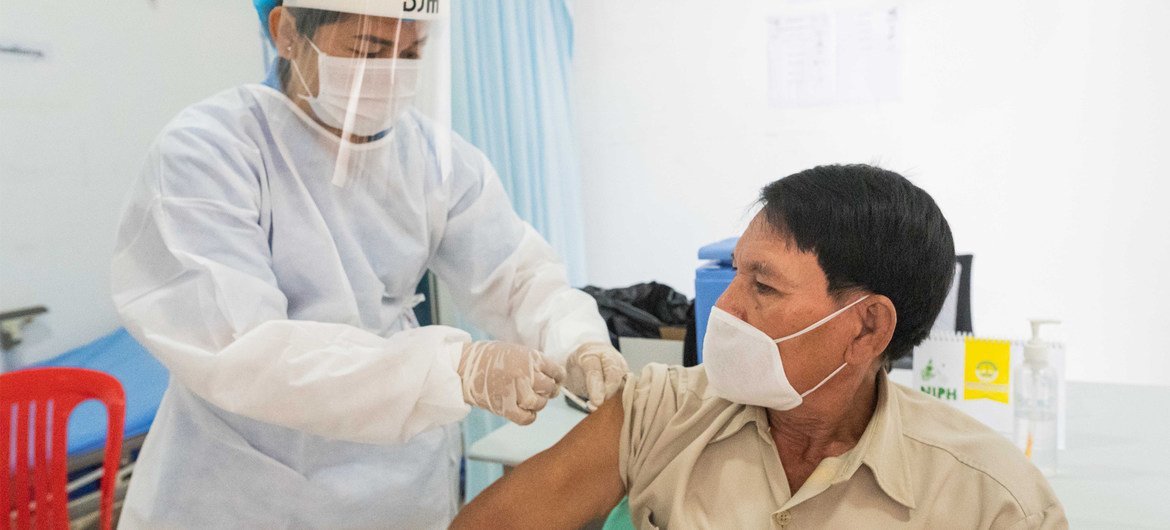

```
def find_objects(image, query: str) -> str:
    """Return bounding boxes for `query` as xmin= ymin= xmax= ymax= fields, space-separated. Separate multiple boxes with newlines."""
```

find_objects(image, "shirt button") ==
xmin=773 ymin=511 xmax=792 ymax=527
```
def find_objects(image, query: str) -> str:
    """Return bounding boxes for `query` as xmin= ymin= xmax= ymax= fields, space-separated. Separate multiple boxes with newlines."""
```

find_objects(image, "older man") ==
xmin=451 ymin=164 xmax=1066 ymax=529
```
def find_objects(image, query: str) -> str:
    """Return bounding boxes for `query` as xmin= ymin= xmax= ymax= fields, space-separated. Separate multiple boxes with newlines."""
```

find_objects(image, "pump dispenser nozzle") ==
xmin=1024 ymin=319 xmax=1061 ymax=367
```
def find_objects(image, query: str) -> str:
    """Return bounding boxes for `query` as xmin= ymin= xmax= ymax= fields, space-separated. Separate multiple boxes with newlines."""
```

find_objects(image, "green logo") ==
xmin=921 ymin=359 xmax=936 ymax=382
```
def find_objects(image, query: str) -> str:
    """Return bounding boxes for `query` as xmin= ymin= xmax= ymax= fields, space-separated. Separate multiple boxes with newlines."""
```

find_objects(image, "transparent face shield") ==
xmin=266 ymin=0 xmax=451 ymax=187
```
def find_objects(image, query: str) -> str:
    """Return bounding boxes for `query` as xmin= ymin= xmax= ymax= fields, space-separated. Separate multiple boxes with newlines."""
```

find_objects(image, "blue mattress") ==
xmin=32 ymin=328 xmax=169 ymax=456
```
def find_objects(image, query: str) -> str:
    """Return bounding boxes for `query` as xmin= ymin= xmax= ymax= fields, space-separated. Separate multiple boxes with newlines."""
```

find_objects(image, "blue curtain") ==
xmin=451 ymin=0 xmax=588 ymax=501
xmin=451 ymin=0 xmax=587 ymax=285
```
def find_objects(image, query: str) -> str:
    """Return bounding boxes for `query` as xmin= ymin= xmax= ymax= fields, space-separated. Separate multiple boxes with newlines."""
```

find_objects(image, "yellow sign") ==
xmin=963 ymin=338 xmax=1011 ymax=404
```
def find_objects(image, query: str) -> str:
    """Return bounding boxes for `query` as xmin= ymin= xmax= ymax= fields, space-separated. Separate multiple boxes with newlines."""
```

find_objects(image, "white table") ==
xmin=467 ymin=372 xmax=1170 ymax=528
xmin=1053 ymin=380 xmax=1170 ymax=528
xmin=466 ymin=393 xmax=588 ymax=468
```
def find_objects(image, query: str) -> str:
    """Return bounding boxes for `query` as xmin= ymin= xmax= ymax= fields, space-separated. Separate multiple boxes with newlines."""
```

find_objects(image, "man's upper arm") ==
xmin=452 ymin=397 xmax=626 ymax=529
xmin=532 ymin=396 xmax=628 ymax=518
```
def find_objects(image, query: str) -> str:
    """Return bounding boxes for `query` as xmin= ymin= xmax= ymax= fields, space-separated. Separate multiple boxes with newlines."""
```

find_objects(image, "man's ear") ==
xmin=270 ymin=7 xmax=297 ymax=60
xmin=845 ymin=295 xmax=897 ymax=366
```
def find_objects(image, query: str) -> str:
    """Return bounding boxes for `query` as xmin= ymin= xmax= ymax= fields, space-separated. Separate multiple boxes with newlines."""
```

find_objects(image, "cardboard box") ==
xmin=658 ymin=326 xmax=687 ymax=341
xmin=618 ymin=336 xmax=684 ymax=373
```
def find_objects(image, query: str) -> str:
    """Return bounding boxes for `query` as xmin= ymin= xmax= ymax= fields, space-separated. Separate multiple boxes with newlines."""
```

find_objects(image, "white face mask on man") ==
xmin=702 ymin=295 xmax=869 ymax=410
xmin=291 ymin=39 xmax=420 ymax=136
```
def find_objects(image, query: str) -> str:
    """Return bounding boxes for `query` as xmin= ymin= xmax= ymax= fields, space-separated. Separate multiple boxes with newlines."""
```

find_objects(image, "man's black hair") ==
xmin=759 ymin=164 xmax=955 ymax=364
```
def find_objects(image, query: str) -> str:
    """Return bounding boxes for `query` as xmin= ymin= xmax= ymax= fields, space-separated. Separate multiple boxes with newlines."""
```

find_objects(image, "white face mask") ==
xmin=702 ymin=295 xmax=869 ymax=410
xmin=291 ymin=40 xmax=420 ymax=136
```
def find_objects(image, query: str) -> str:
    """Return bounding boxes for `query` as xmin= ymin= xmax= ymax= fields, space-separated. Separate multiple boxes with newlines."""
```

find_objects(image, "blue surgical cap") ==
xmin=254 ymin=0 xmax=281 ymax=41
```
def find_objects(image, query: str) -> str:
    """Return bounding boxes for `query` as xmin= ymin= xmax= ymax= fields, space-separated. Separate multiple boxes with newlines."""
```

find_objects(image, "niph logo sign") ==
xmin=921 ymin=385 xmax=957 ymax=401
xmin=919 ymin=359 xmax=958 ymax=401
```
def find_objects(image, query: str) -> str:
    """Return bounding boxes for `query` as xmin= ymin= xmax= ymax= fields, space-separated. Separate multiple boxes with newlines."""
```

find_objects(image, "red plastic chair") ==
xmin=2 ymin=368 xmax=125 ymax=530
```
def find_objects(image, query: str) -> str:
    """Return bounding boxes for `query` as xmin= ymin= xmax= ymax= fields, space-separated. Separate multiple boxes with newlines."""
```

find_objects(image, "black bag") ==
xmin=582 ymin=282 xmax=691 ymax=349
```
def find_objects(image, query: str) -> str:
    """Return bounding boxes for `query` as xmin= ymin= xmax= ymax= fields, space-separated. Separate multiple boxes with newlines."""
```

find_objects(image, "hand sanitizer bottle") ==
xmin=1014 ymin=319 xmax=1060 ymax=476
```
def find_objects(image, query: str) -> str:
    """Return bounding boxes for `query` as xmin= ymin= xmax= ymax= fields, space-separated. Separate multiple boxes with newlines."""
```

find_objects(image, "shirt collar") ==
xmin=841 ymin=370 xmax=917 ymax=509
xmin=708 ymin=370 xmax=917 ymax=509
xmin=708 ymin=386 xmax=771 ymax=443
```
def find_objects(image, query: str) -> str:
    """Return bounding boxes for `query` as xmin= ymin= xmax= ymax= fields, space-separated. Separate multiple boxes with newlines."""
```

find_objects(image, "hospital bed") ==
xmin=27 ymin=329 xmax=168 ymax=527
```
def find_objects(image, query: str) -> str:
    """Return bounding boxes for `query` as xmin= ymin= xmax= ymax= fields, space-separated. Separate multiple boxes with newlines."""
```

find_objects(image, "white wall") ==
xmin=0 ymin=0 xmax=262 ymax=367
xmin=572 ymin=0 xmax=1170 ymax=385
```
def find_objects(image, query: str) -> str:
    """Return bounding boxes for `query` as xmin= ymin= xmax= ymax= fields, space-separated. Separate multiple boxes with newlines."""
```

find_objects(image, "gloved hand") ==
xmin=459 ymin=341 xmax=565 ymax=425
xmin=564 ymin=342 xmax=630 ymax=410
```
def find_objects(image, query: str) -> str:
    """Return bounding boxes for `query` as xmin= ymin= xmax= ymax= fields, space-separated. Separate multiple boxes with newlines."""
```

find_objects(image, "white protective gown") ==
xmin=111 ymin=84 xmax=608 ymax=529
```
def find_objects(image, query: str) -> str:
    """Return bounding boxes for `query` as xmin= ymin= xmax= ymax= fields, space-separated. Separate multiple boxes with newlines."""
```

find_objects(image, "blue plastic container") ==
xmin=694 ymin=237 xmax=738 ymax=362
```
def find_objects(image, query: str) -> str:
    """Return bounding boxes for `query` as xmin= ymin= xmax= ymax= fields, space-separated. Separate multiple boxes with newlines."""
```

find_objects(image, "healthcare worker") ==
xmin=110 ymin=1 xmax=628 ymax=527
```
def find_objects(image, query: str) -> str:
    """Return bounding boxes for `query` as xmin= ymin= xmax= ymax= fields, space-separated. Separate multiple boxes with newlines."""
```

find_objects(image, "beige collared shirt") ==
xmin=619 ymin=364 xmax=1067 ymax=529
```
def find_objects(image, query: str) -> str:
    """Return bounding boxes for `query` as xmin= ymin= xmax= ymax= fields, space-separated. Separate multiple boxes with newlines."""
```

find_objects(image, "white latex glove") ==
xmin=459 ymin=341 xmax=565 ymax=425
xmin=564 ymin=342 xmax=630 ymax=410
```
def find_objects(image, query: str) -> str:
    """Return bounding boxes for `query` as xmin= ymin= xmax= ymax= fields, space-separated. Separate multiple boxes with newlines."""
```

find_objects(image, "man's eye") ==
xmin=754 ymin=281 xmax=774 ymax=294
